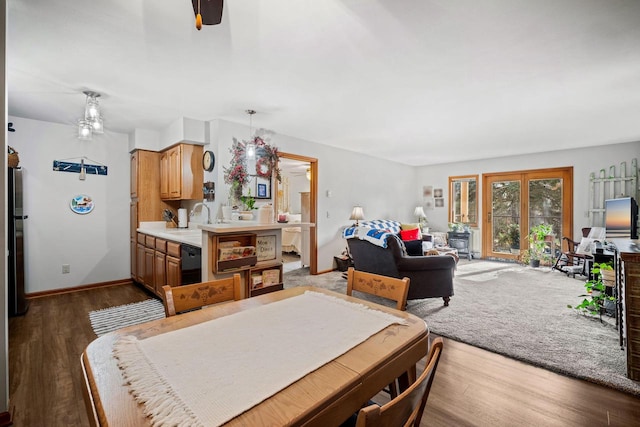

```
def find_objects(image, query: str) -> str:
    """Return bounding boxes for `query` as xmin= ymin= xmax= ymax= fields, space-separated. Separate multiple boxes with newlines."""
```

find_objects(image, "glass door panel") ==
xmin=489 ymin=179 xmax=521 ymax=259
xmin=528 ymin=178 xmax=563 ymax=237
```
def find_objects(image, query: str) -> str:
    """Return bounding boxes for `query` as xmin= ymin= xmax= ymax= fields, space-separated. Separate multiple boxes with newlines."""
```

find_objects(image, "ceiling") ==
xmin=7 ymin=0 xmax=640 ymax=166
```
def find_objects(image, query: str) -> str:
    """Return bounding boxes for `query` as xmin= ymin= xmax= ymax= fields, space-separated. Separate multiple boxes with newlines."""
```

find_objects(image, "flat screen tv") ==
xmin=605 ymin=197 xmax=638 ymax=239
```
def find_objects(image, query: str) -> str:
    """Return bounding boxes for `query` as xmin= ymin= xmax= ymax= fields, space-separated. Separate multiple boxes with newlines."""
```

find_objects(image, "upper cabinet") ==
xmin=160 ymin=143 xmax=204 ymax=200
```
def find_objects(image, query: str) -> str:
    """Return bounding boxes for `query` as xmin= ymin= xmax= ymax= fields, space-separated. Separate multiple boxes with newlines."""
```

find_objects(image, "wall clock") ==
xmin=202 ymin=150 xmax=215 ymax=172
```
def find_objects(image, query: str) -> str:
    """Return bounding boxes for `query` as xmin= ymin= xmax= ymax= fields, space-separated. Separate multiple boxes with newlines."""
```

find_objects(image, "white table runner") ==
xmin=114 ymin=291 xmax=406 ymax=426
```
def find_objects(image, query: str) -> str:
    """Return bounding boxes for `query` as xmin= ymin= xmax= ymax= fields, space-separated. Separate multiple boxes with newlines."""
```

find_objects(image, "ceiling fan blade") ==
xmin=191 ymin=0 xmax=223 ymax=25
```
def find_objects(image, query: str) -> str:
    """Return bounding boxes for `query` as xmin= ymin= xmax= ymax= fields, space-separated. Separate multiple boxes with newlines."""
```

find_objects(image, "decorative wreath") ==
xmin=255 ymin=156 xmax=272 ymax=178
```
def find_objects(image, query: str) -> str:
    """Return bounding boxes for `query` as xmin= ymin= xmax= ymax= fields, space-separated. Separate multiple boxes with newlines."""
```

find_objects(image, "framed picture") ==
xmin=423 ymin=186 xmax=433 ymax=198
xmin=434 ymin=188 xmax=443 ymax=198
xmin=425 ymin=198 xmax=435 ymax=210
xmin=435 ymin=198 xmax=444 ymax=207
xmin=254 ymin=176 xmax=271 ymax=199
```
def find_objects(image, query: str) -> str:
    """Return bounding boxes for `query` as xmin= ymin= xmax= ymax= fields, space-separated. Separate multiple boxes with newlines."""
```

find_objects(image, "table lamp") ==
xmin=349 ymin=206 xmax=365 ymax=226
xmin=414 ymin=206 xmax=426 ymax=230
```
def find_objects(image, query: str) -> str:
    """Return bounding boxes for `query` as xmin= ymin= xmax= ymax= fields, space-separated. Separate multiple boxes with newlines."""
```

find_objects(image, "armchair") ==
xmin=346 ymin=234 xmax=455 ymax=306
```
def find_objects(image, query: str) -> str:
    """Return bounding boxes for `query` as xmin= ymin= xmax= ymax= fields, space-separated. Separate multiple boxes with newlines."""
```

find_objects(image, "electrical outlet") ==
xmin=62 ymin=264 xmax=70 ymax=274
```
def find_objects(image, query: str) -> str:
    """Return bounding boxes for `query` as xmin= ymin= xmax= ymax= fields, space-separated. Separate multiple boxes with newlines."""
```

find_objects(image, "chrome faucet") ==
xmin=190 ymin=203 xmax=211 ymax=224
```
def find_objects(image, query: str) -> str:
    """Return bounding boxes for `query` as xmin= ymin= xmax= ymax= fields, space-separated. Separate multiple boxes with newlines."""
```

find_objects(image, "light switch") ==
xmin=326 ymin=190 xmax=332 ymax=198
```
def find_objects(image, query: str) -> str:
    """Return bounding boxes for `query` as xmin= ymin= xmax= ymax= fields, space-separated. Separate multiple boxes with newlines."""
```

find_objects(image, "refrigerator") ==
xmin=8 ymin=167 xmax=29 ymax=316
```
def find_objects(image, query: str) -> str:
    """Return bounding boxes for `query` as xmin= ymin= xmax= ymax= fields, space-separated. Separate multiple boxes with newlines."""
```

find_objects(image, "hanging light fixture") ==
xmin=78 ymin=91 xmax=104 ymax=140
xmin=245 ymin=109 xmax=256 ymax=159
xmin=78 ymin=120 xmax=92 ymax=140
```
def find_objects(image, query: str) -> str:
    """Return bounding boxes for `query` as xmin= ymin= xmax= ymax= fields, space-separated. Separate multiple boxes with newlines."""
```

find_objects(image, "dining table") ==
xmin=81 ymin=286 xmax=429 ymax=426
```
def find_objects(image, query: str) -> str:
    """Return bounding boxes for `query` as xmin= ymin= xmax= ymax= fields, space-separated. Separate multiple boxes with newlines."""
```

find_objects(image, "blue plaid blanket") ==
xmin=343 ymin=220 xmax=401 ymax=248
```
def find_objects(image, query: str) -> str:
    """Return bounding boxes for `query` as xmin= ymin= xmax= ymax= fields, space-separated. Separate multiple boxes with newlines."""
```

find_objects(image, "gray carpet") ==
xmin=284 ymin=261 xmax=640 ymax=396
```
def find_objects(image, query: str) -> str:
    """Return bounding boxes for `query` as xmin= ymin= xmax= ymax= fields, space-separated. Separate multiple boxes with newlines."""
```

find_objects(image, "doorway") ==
xmin=276 ymin=153 xmax=317 ymax=274
xmin=482 ymin=167 xmax=573 ymax=261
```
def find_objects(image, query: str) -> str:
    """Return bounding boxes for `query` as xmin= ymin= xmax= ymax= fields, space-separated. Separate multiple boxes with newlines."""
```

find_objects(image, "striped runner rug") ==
xmin=89 ymin=299 xmax=165 ymax=337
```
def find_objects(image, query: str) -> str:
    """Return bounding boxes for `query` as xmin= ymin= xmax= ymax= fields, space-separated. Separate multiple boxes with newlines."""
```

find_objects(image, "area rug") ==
xmin=89 ymin=299 xmax=165 ymax=336
xmin=285 ymin=262 xmax=640 ymax=396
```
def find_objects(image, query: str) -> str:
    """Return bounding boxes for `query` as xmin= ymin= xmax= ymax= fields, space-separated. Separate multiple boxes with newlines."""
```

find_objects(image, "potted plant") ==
xmin=239 ymin=190 xmax=257 ymax=218
xmin=568 ymin=262 xmax=616 ymax=317
xmin=525 ymin=223 xmax=554 ymax=267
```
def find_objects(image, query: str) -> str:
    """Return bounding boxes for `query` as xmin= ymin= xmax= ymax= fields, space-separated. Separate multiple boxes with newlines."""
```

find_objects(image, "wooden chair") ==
xmin=162 ymin=274 xmax=242 ymax=317
xmin=346 ymin=267 xmax=411 ymax=397
xmin=353 ymin=337 xmax=444 ymax=427
xmin=552 ymin=227 xmax=592 ymax=277
xmin=346 ymin=267 xmax=410 ymax=311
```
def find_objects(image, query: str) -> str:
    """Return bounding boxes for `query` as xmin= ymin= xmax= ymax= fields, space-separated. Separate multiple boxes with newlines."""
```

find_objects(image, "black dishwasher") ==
xmin=181 ymin=244 xmax=202 ymax=285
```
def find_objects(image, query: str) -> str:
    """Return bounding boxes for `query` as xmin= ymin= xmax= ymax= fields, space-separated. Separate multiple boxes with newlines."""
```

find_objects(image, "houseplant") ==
xmin=524 ymin=223 xmax=554 ymax=267
xmin=568 ymin=262 xmax=616 ymax=317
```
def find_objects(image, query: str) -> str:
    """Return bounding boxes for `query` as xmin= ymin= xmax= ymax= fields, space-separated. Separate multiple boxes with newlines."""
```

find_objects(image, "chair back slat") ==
xmin=346 ymin=267 xmax=409 ymax=311
xmin=355 ymin=338 xmax=444 ymax=427
xmin=162 ymin=274 xmax=242 ymax=317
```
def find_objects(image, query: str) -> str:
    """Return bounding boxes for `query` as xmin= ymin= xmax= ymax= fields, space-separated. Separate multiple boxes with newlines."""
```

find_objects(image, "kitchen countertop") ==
xmin=137 ymin=222 xmax=203 ymax=247
xmin=198 ymin=221 xmax=314 ymax=234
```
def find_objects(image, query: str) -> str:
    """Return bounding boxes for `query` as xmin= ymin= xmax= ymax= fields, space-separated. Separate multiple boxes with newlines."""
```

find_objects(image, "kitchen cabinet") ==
xmin=160 ymin=143 xmax=203 ymax=200
xmin=131 ymin=150 xmax=165 ymax=280
xmin=131 ymin=150 xmax=163 ymax=222
xmin=134 ymin=232 xmax=185 ymax=297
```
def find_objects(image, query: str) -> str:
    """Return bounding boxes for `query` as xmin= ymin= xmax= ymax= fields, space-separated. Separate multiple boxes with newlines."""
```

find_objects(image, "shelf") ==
xmin=217 ymin=256 xmax=257 ymax=272
xmin=248 ymin=263 xmax=283 ymax=297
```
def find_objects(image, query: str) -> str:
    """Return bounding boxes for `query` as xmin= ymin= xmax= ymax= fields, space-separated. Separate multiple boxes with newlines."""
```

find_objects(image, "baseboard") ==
xmin=0 ymin=407 xmax=13 ymax=426
xmin=26 ymin=278 xmax=133 ymax=299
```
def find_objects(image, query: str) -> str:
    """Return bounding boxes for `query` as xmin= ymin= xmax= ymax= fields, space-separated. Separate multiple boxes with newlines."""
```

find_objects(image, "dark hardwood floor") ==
xmin=8 ymin=283 xmax=640 ymax=426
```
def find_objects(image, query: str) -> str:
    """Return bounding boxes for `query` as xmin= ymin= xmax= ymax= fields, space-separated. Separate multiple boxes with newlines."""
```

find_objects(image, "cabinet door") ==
xmin=144 ymin=247 xmax=155 ymax=292
xmin=130 ymin=201 xmax=138 ymax=240
xmin=136 ymin=243 xmax=146 ymax=284
xmin=154 ymin=251 xmax=167 ymax=296
xmin=130 ymin=151 xmax=138 ymax=198
xmin=131 ymin=239 xmax=137 ymax=280
xmin=166 ymin=255 xmax=181 ymax=287
xmin=168 ymin=146 xmax=182 ymax=198
xmin=159 ymin=151 xmax=169 ymax=199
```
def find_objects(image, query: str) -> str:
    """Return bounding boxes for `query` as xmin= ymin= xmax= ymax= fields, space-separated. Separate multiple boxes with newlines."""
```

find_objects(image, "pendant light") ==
xmin=77 ymin=91 xmax=105 ymax=140
xmin=245 ymin=109 xmax=256 ymax=159
xmin=195 ymin=0 xmax=203 ymax=30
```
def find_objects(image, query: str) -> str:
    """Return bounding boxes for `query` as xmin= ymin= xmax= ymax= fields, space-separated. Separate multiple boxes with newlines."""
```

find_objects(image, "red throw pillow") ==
xmin=400 ymin=228 xmax=420 ymax=241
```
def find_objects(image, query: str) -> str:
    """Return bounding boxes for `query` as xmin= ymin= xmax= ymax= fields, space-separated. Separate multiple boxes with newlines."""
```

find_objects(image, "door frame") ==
xmin=275 ymin=152 xmax=318 ymax=275
xmin=481 ymin=167 xmax=573 ymax=260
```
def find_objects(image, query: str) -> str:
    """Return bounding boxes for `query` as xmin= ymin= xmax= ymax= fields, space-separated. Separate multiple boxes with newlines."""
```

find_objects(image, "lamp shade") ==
xmin=349 ymin=206 xmax=365 ymax=226
xmin=78 ymin=120 xmax=92 ymax=140
xmin=414 ymin=206 xmax=426 ymax=218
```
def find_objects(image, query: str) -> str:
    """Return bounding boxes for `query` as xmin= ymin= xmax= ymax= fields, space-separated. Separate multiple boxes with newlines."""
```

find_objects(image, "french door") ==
xmin=482 ymin=167 xmax=573 ymax=261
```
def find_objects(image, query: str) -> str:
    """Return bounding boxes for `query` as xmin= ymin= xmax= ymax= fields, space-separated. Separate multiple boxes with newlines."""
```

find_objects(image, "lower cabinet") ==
xmin=134 ymin=233 xmax=185 ymax=298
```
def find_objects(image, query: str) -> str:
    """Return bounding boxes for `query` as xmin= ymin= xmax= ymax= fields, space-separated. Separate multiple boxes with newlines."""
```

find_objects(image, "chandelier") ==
xmin=78 ymin=91 xmax=104 ymax=140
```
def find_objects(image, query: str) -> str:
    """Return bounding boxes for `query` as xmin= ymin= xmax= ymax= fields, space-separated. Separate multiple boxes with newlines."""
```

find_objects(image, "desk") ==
xmin=81 ymin=286 xmax=429 ymax=426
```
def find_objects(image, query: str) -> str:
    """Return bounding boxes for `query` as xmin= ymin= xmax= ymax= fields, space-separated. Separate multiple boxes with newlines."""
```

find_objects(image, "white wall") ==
xmin=8 ymin=116 xmax=130 ymax=293
xmin=415 ymin=140 xmax=640 ymax=253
